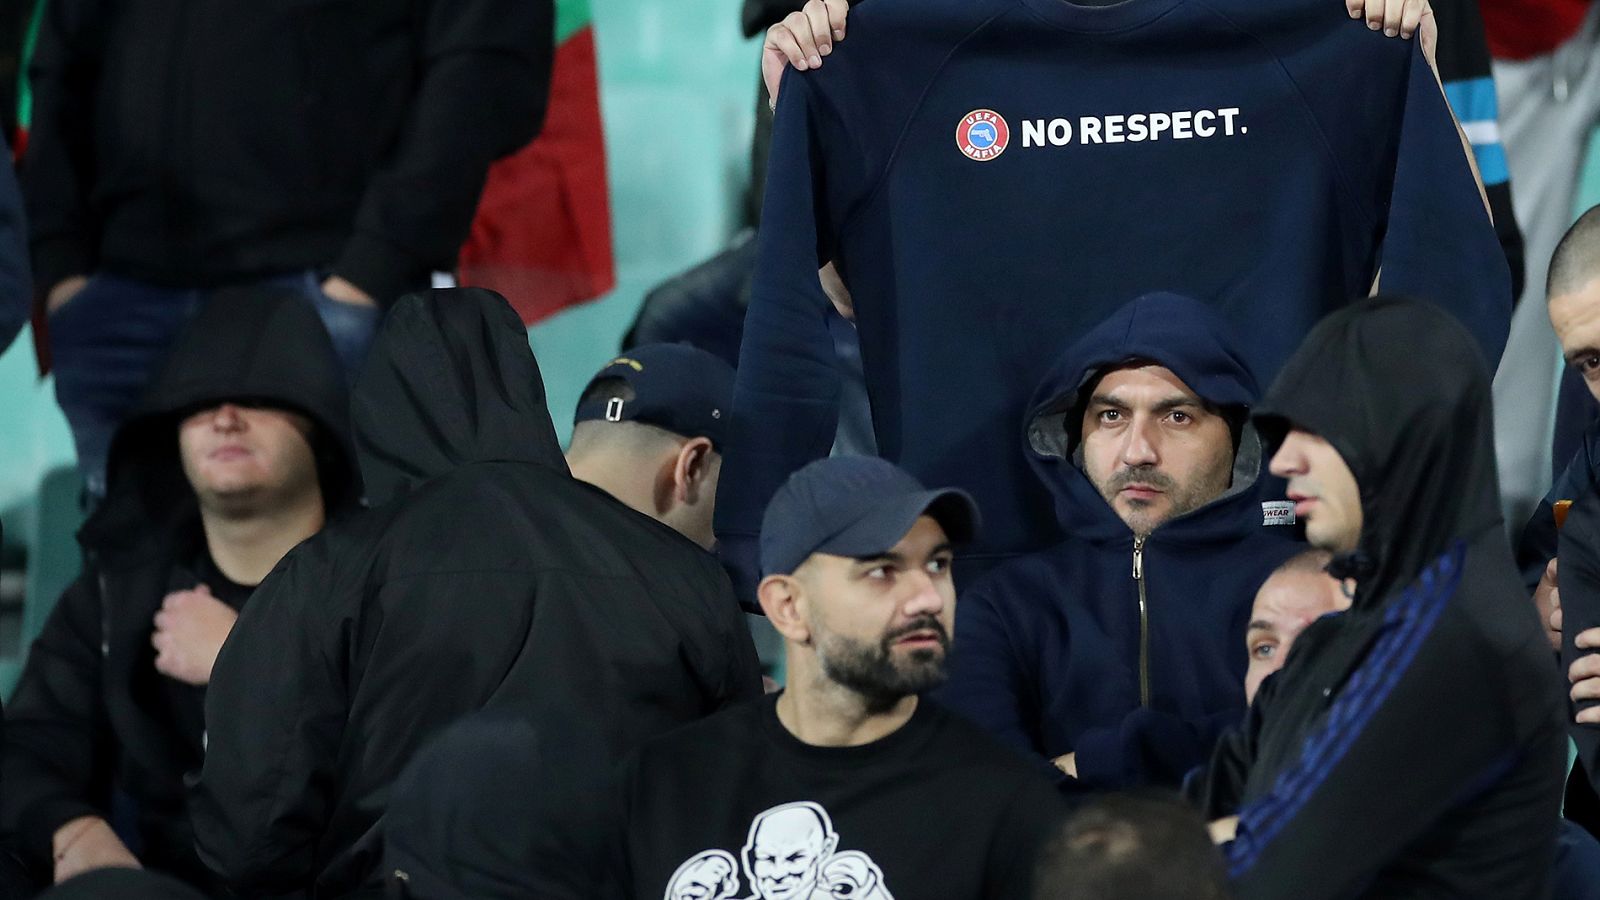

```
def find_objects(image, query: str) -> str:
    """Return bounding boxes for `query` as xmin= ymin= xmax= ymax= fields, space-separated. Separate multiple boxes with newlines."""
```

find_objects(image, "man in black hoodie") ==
xmin=191 ymin=287 xmax=762 ymax=898
xmin=1 ymin=287 xmax=360 ymax=892
xmin=1192 ymin=296 xmax=1567 ymax=898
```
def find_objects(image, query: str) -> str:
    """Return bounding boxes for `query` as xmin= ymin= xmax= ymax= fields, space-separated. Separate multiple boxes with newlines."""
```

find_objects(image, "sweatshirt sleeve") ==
xmin=713 ymin=70 xmax=861 ymax=601
xmin=20 ymin=0 xmax=107 ymax=297
xmin=1 ymin=574 xmax=113 ymax=871
xmin=1518 ymin=434 xmax=1599 ymax=592
xmin=1224 ymin=554 xmax=1542 ymax=900
xmin=1368 ymin=44 xmax=1512 ymax=366
xmin=1561 ymin=496 xmax=1600 ymax=796
xmin=331 ymin=0 xmax=555 ymax=305
xmin=936 ymin=583 xmax=1041 ymax=758
xmin=190 ymin=540 xmax=353 ymax=893
xmin=1073 ymin=707 xmax=1242 ymax=790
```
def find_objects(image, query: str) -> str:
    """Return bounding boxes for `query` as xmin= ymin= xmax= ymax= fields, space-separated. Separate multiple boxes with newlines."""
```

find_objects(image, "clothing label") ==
xmin=1262 ymin=500 xmax=1296 ymax=527
xmin=665 ymin=801 xmax=894 ymax=900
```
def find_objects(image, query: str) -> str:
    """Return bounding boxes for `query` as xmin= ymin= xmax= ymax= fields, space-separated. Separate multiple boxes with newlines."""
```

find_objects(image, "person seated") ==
xmin=191 ymin=288 xmax=761 ymax=897
xmin=566 ymin=343 xmax=734 ymax=550
xmin=0 ymin=287 xmax=359 ymax=892
xmin=607 ymin=456 xmax=1066 ymax=899
xmin=940 ymin=293 xmax=1299 ymax=790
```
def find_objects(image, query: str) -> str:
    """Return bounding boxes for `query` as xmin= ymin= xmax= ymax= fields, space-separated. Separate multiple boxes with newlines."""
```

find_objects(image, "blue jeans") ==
xmin=48 ymin=272 xmax=380 ymax=496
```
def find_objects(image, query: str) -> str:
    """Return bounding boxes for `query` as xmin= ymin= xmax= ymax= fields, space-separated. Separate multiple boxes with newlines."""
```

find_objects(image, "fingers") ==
xmin=1549 ymin=557 xmax=1560 ymax=586
xmin=783 ymin=10 xmax=822 ymax=69
xmin=1398 ymin=0 xmax=1426 ymax=38
xmin=765 ymin=19 xmax=810 ymax=72
xmin=1575 ymin=676 xmax=1600 ymax=704
xmin=803 ymin=0 xmax=834 ymax=59
xmin=1576 ymin=627 xmax=1600 ymax=651
xmin=823 ymin=0 xmax=849 ymax=42
xmin=1346 ymin=0 xmax=1364 ymax=19
xmin=1571 ymin=652 xmax=1600 ymax=683
xmin=1553 ymin=605 xmax=1564 ymax=634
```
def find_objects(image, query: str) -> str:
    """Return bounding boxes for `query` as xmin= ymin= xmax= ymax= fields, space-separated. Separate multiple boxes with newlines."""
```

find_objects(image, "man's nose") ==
xmin=1120 ymin=417 xmax=1159 ymax=467
xmin=212 ymin=403 xmax=246 ymax=432
xmin=1269 ymin=443 xmax=1299 ymax=478
xmin=900 ymin=569 xmax=946 ymax=618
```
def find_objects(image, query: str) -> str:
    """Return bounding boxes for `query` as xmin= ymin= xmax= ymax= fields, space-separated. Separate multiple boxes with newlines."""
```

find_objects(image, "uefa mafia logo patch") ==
xmin=956 ymin=109 xmax=1009 ymax=161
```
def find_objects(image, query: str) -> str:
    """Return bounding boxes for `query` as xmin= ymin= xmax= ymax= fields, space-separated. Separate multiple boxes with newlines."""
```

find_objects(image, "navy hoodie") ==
xmin=939 ymin=293 xmax=1300 ymax=790
xmin=716 ymin=0 xmax=1510 ymax=600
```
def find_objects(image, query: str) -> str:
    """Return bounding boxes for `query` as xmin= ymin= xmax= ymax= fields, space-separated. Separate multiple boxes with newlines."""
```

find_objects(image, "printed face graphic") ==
xmin=745 ymin=804 xmax=838 ymax=900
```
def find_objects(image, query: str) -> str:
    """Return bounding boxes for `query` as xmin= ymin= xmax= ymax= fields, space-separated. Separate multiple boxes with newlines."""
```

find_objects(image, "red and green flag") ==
xmin=457 ymin=0 xmax=616 ymax=324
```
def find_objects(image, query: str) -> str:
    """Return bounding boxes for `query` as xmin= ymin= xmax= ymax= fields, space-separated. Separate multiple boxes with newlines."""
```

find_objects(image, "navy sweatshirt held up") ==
xmin=716 ymin=0 xmax=1510 ymax=601
xmin=938 ymin=293 xmax=1300 ymax=790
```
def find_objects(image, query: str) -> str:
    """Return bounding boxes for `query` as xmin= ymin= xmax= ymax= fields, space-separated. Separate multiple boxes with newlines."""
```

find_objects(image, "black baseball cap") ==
xmin=760 ymin=457 xmax=980 ymax=577
xmin=573 ymin=343 xmax=734 ymax=450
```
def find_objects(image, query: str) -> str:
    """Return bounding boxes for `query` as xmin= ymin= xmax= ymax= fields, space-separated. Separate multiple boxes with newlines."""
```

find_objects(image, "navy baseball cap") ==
xmin=573 ymin=344 xmax=734 ymax=450
xmin=760 ymin=457 xmax=980 ymax=577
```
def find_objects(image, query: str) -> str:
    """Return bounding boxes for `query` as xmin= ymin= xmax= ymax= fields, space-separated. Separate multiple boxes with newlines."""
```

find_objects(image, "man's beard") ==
xmin=815 ymin=616 xmax=949 ymax=712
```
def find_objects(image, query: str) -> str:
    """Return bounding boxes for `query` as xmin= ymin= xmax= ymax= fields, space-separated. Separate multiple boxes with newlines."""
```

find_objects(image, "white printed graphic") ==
xmin=665 ymin=801 xmax=894 ymax=900
xmin=1015 ymin=107 xmax=1247 ymax=148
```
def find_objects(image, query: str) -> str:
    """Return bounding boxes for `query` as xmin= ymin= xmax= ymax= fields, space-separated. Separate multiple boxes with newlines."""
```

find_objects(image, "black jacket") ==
xmin=0 ymin=130 xmax=26 ymax=355
xmin=23 ymin=0 xmax=553 ymax=305
xmin=191 ymin=288 xmax=763 ymax=898
xmin=0 ymin=286 xmax=358 ymax=889
xmin=1192 ymin=296 xmax=1566 ymax=899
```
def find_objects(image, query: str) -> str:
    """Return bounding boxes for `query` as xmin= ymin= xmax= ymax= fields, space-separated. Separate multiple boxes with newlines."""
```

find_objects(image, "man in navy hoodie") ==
xmin=939 ymin=293 xmax=1300 ymax=790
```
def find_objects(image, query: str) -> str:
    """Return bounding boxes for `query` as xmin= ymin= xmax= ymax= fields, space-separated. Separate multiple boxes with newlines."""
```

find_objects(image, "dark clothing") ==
xmin=941 ymin=293 xmax=1299 ymax=790
xmin=612 ymin=694 xmax=1066 ymax=900
xmin=1433 ymin=0 xmax=1525 ymax=302
xmin=0 ymin=130 xmax=26 ymax=355
xmin=383 ymin=716 xmax=575 ymax=899
xmin=1194 ymin=296 xmax=1566 ymax=899
xmin=192 ymin=288 xmax=763 ymax=898
xmin=1561 ymin=489 xmax=1600 ymax=800
xmin=41 ymin=868 xmax=209 ymax=900
xmin=717 ymin=0 xmax=1511 ymax=602
xmin=1519 ymin=418 xmax=1600 ymax=593
xmin=0 ymin=286 xmax=357 ymax=891
xmin=23 ymin=0 xmax=554 ymax=306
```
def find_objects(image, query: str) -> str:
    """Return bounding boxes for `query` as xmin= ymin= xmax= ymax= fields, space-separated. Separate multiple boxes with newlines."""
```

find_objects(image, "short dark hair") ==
xmin=1033 ymin=793 xmax=1230 ymax=900
xmin=1549 ymin=204 xmax=1600 ymax=299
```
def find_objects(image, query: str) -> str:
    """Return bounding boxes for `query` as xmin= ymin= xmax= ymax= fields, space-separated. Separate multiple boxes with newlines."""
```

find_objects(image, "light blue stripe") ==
xmin=1473 ymin=143 xmax=1510 ymax=187
xmin=1444 ymin=77 xmax=1499 ymax=125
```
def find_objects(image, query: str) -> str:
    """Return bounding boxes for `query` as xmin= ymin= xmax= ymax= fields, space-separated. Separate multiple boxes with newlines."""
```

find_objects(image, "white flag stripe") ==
xmin=1460 ymin=120 xmax=1501 ymax=147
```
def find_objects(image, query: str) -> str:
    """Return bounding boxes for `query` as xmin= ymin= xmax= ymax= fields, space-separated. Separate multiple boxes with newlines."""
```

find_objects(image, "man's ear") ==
xmin=758 ymin=573 xmax=811 ymax=645
xmin=672 ymin=437 xmax=716 ymax=505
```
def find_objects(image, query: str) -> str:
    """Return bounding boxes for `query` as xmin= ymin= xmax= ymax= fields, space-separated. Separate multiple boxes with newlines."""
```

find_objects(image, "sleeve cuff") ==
xmin=331 ymin=232 xmax=431 ymax=308
xmin=19 ymin=797 xmax=103 ymax=868
xmin=31 ymin=236 xmax=93 ymax=301
xmin=1072 ymin=726 xmax=1126 ymax=789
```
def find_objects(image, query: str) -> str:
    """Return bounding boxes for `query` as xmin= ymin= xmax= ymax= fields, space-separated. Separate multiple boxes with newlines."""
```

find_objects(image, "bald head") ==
xmin=1245 ymin=550 xmax=1348 ymax=705
xmin=1550 ymin=205 xmax=1600 ymax=301
xmin=1547 ymin=205 xmax=1600 ymax=404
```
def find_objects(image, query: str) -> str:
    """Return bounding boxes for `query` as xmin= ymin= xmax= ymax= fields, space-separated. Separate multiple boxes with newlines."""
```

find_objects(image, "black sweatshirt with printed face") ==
xmin=1192 ymin=296 xmax=1567 ymax=899
xmin=611 ymin=694 xmax=1067 ymax=900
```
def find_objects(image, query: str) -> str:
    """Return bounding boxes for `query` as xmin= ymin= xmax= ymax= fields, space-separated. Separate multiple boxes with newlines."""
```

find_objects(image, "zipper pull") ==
xmin=1132 ymin=536 xmax=1145 ymax=579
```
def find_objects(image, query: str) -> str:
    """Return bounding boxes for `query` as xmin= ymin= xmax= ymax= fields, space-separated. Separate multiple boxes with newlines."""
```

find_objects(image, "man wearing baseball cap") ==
xmin=606 ymin=456 xmax=1065 ymax=900
xmin=567 ymin=343 xmax=734 ymax=549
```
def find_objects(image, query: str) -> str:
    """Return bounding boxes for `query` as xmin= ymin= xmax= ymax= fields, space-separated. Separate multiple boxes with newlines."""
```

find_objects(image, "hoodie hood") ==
xmin=1022 ymin=292 xmax=1264 ymax=541
xmin=81 ymin=285 xmax=360 ymax=557
xmin=352 ymin=288 xmax=567 ymax=505
xmin=1253 ymin=295 xmax=1502 ymax=608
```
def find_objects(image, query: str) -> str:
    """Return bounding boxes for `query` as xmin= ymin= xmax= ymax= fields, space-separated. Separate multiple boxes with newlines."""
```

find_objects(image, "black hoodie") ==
xmin=1 ymin=286 xmax=358 ymax=890
xmin=1191 ymin=296 xmax=1566 ymax=899
xmin=191 ymin=288 xmax=763 ymax=898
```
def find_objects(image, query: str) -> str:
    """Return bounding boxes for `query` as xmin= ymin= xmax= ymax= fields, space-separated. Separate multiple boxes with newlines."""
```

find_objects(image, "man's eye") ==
xmin=1250 ymin=641 xmax=1277 ymax=660
xmin=927 ymin=556 xmax=952 ymax=575
xmin=865 ymin=566 xmax=892 ymax=580
xmin=1098 ymin=410 xmax=1122 ymax=423
xmin=1169 ymin=410 xmax=1191 ymax=425
xmin=1582 ymin=355 xmax=1600 ymax=375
